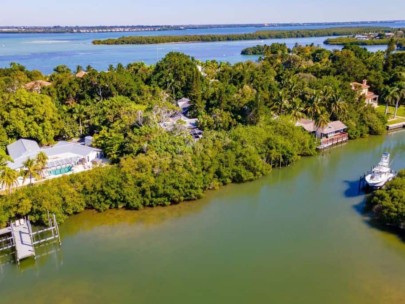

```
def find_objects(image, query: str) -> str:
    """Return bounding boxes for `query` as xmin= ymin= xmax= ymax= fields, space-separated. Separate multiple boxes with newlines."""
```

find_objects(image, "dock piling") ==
xmin=0 ymin=213 xmax=61 ymax=264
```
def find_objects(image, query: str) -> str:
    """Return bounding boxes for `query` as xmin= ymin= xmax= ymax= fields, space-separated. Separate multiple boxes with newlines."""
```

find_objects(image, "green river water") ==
xmin=1 ymin=131 xmax=405 ymax=304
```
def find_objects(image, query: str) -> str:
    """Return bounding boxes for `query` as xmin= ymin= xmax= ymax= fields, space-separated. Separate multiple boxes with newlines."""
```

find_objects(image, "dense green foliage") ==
xmin=1 ymin=40 xmax=404 ymax=226
xmin=0 ymin=121 xmax=316 ymax=227
xmin=241 ymin=43 xmax=291 ymax=56
xmin=367 ymin=170 xmax=405 ymax=228
xmin=92 ymin=27 xmax=392 ymax=45
xmin=325 ymin=37 xmax=405 ymax=46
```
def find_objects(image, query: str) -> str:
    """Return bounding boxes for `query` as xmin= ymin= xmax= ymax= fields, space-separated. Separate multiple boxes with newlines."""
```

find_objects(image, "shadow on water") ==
xmin=343 ymin=179 xmax=366 ymax=198
xmin=365 ymin=217 xmax=405 ymax=243
xmin=350 ymin=189 xmax=405 ymax=243
xmin=352 ymin=197 xmax=367 ymax=216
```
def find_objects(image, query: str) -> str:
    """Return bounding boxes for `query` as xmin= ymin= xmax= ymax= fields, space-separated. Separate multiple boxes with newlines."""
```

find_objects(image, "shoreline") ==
xmin=5 ymin=131 xmax=398 ymax=228
xmin=91 ymin=27 xmax=394 ymax=45
xmin=1 ymin=20 xmax=404 ymax=34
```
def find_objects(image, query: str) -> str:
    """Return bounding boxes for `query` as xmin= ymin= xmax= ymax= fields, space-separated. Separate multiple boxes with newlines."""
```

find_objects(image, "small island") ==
xmin=241 ymin=43 xmax=291 ymax=55
xmin=325 ymin=29 xmax=405 ymax=46
xmin=92 ymin=27 xmax=393 ymax=45
xmin=241 ymin=45 xmax=269 ymax=55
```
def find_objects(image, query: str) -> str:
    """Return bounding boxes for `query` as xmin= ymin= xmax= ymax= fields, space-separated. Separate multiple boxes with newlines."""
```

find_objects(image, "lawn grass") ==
xmin=376 ymin=105 xmax=405 ymax=119
xmin=387 ymin=117 xmax=405 ymax=126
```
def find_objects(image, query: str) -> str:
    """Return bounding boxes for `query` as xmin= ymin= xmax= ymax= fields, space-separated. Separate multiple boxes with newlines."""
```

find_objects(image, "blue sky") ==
xmin=1 ymin=0 xmax=404 ymax=26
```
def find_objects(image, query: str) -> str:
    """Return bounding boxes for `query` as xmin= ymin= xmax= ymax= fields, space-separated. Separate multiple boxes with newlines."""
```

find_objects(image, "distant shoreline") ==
xmin=92 ymin=27 xmax=394 ymax=45
xmin=0 ymin=20 xmax=404 ymax=34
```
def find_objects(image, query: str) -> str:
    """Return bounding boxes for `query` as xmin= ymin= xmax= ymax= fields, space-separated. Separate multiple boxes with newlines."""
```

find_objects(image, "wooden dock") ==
xmin=317 ymin=133 xmax=349 ymax=150
xmin=0 ymin=214 xmax=61 ymax=264
xmin=10 ymin=219 xmax=35 ymax=261
xmin=387 ymin=122 xmax=405 ymax=131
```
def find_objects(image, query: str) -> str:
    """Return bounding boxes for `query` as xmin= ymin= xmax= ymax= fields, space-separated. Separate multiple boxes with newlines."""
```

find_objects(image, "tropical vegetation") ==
xmin=92 ymin=27 xmax=394 ymax=45
xmin=367 ymin=170 xmax=405 ymax=229
xmin=0 ymin=41 xmax=404 ymax=226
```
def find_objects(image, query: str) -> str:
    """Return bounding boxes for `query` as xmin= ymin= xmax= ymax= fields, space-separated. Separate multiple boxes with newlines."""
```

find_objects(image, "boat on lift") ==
xmin=364 ymin=152 xmax=396 ymax=189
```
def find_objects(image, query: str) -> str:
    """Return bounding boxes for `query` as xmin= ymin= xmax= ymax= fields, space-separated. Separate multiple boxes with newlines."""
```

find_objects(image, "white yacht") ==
xmin=365 ymin=153 xmax=396 ymax=189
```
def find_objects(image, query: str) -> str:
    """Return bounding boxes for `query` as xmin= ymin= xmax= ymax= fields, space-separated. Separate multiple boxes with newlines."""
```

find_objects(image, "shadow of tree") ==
xmin=352 ymin=197 xmax=405 ymax=242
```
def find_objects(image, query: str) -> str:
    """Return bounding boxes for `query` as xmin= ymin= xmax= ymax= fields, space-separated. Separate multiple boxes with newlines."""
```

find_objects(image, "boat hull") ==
xmin=365 ymin=173 xmax=396 ymax=189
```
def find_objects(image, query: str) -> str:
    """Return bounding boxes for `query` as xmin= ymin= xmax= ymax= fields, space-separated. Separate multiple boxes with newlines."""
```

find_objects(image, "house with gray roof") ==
xmin=159 ymin=98 xmax=203 ymax=140
xmin=296 ymin=119 xmax=348 ymax=149
xmin=7 ymin=139 xmax=103 ymax=177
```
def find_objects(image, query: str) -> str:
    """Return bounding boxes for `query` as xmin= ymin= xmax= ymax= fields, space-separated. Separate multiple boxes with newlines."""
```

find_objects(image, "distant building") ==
xmin=296 ymin=119 xmax=348 ymax=149
xmin=350 ymin=79 xmax=379 ymax=107
xmin=24 ymin=80 xmax=51 ymax=93
xmin=7 ymin=139 xmax=103 ymax=177
xmin=354 ymin=35 xmax=369 ymax=41
xmin=159 ymin=98 xmax=203 ymax=140
xmin=75 ymin=71 xmax=88 ymax=78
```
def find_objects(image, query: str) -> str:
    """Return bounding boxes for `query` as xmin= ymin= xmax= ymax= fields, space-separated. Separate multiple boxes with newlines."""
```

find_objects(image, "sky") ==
xmin=1 ymin=0 xmax=404 ymax=26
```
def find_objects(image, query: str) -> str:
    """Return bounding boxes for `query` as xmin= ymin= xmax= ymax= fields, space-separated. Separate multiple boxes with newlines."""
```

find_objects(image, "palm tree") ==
xmin=0 ymin=154 xmax=9 ymax=169
xmin=73 ymin=104 xmax=87 ymax=135
xmin=21 ymin=157 xmax=40 ymax=185
xmin=394 ymin=82 xmax=405 ymax=118
xmin=288 ymin=97 xmax=305 ymax=122
xmin=0 ymin=167 xmax=19 ymax=194
xmin=36 ymin=152 xmax=48 ymax=178
xmin=315 ymin=112 xmax=330 ymax=131
xmin=383 ymin=86 xmax=399 ymax=117
xmin=275 ymin=89 xmax=290 ymax=115
xmin=305 ymin=90 xmax=324 ymax=120
xmin=329 ymin=93 xmax=348 ymax=120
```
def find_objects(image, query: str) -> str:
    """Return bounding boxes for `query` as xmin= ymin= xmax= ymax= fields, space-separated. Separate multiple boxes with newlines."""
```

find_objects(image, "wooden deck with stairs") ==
xmin=0 ymin=214 xmax=61 ymax=264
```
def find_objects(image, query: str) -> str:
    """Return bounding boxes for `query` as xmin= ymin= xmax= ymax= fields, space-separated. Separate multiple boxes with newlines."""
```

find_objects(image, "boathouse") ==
xmin=296 ymin=119 xmax=348 ymax=149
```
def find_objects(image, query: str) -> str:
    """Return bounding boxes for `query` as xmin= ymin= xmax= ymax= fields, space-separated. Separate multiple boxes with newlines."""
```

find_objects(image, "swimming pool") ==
xmin=48 ymin=166 xmax=73 ymax=176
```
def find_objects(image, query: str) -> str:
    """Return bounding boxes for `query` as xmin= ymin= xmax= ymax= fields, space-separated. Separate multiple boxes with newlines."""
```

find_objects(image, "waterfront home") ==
xmin=160 ymin=98 xmax=203 ymax=140
xmin=296 ymin=119 xmax=348 ymax=149
xmin=354 ymin=34 xmax=369 ymax=41
xmin=6 ymin=138 xmax=103 ymax=178
xmin=24 ymin=80 xmax=51 ymax=93
xmin=75 ymin=70 xmax=88 ymax=78
xmin=350 ymin=79 xmax=379 ymax=107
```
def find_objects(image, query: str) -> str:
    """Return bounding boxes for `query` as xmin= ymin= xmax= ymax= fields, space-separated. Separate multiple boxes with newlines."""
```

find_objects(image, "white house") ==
xmin=7 ymin=139 xmax=103 ymax=177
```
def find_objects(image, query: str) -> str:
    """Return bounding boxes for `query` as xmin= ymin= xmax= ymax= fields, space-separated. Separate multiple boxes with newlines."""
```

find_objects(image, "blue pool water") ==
xmin=48 ymin=166 xmax=73 ymax=176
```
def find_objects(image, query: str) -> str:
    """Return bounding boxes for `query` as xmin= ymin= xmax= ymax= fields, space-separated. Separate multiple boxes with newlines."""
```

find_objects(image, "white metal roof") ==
xmin=7 ymin=139 xmax=101 ymax=170
xmin=7 ymin=139 xmax=40 ymax=159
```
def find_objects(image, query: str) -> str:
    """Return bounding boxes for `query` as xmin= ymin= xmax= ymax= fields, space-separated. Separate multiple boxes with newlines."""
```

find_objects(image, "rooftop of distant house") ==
xmin=75 ymin=70 xmax=88 ymax=78
xmin=295 ymin=119 xmax=347 ymax=135
xmin=350 ymin=79 xmax=370 ymax=90
xmin=159 ymin=98 xmax=203 ymax=140
xmin=24 ymin=80 xmax=52 ymax=92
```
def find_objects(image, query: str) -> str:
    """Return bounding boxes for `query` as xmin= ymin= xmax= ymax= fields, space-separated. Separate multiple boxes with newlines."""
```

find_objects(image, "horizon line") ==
xmin=1 ymin=19 xmax=404 ymax=28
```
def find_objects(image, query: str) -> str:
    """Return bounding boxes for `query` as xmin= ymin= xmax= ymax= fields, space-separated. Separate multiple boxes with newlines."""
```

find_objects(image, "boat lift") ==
xmin=0 ymin=213 xmax=61 ymax=264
